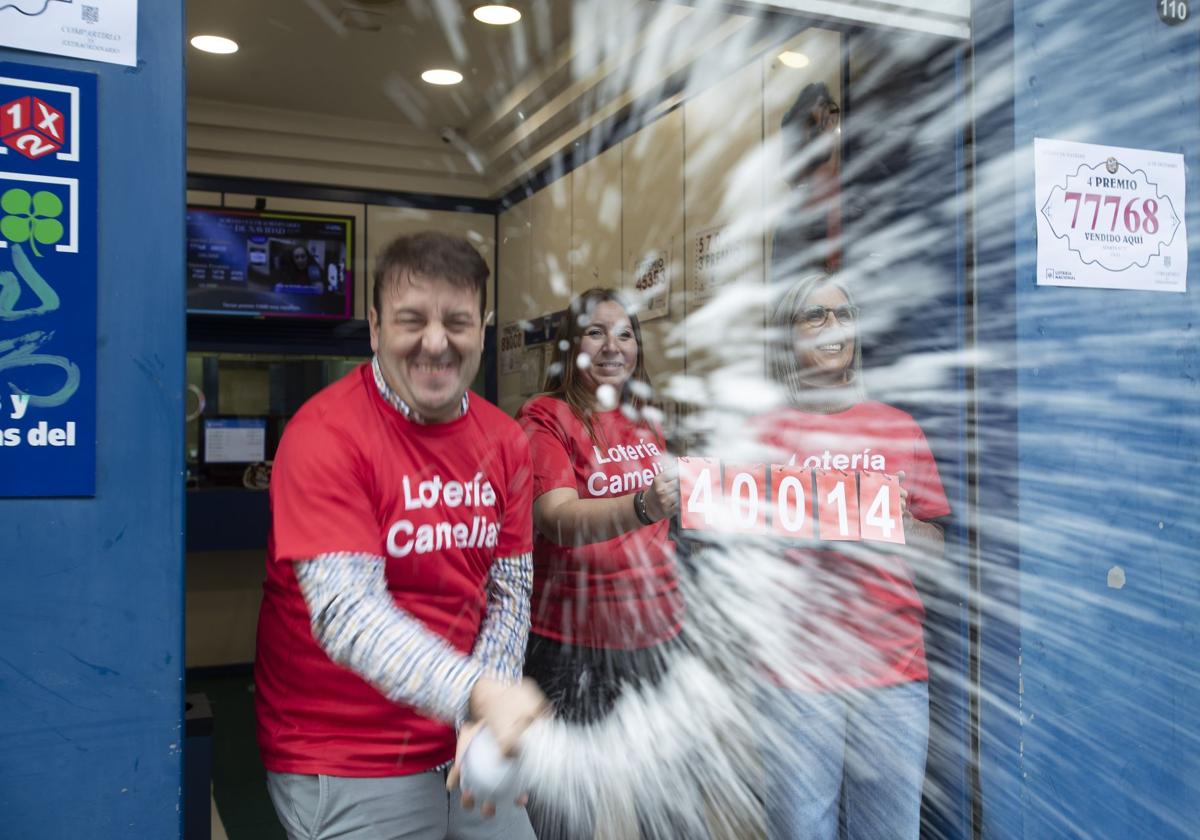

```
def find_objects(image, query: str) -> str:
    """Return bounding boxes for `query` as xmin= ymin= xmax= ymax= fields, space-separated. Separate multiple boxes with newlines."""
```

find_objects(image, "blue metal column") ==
xmin=976 ymin=1 xmax=1200 ymax=837
xmin=0 ymin=4 xmax=186 ymax=838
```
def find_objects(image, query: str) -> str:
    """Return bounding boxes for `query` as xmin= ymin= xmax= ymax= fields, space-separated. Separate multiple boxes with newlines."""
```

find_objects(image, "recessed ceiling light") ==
xmin=778 ymin=51 xmax=810 ymax=69
xmin=473 ymin=5 xmax=521 ymax=25
xmin=190 ymin=35 xmax=239 ymax=55
xmin=421 ymin=68 xmax=464 ymax=86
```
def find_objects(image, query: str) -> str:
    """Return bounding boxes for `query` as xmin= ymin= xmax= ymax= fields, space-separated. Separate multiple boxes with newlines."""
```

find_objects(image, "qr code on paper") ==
xmin=82 ymin=5 xmax=99 ymax=24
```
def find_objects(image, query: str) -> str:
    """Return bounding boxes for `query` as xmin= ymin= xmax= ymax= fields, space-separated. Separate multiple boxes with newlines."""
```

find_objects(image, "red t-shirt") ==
xmin=754 ymin=401 xmax=950 ymax=691
xmin=255 ymin=364 xmax=533 ymax=776
xmin=517 ymin=395 xmax=681 ymax=649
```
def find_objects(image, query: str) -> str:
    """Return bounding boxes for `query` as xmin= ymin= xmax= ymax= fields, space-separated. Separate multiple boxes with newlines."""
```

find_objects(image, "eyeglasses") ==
xmin=797 ymin=304 xmax=858 ymax=328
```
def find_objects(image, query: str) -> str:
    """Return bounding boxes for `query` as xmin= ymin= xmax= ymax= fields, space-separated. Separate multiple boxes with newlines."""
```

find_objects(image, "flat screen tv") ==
xmin=187 ymin=206 xmax=354 ymax=319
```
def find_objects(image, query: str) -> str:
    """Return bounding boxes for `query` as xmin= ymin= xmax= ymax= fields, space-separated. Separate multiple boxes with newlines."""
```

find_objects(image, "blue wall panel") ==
xmin=0 ymin=3 xmax=185 ymax=838
xmin=982 ymin=1 xmax=1200 ymax=837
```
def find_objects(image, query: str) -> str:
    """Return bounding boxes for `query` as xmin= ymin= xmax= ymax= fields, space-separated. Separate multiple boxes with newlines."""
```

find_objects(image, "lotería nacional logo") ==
xmin=0 ymin=95 xmax=67 ymax=160
xmin=1105 ymin=156 xmax=1119 ymax=174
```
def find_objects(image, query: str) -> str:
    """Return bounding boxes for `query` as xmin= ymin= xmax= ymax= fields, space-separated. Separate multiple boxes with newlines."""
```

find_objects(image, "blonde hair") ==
xmin=767 ymin=272 xmax=866 ymax=408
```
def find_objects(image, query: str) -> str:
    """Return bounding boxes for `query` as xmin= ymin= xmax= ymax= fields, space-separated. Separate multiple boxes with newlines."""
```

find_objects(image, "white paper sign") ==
xmin=630 ymin=249 xmax=670 ymax=321
xmin=690 ymin=225 xmax=750 ymax=306
xmin=0 ymin=0 xmax=138 ymax=68
xmin=1035 ymin=138 xmax=1186 ymax=293
xmin=499 ymin=321 xmax=524 ymax=375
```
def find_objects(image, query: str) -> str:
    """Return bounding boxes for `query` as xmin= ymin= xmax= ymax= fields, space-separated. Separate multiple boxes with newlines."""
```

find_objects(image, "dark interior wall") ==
xmin=0 ymin=3 xmax=186 ymax=837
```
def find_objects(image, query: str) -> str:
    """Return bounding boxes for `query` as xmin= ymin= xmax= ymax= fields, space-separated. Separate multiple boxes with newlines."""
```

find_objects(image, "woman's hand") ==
xmin=644 ymin=459 xmax=680 ymax=522
xmin=896 ymin=470 xmax=944 ymax=552
xmin=896 ymin=470 xmax=913 ymax=529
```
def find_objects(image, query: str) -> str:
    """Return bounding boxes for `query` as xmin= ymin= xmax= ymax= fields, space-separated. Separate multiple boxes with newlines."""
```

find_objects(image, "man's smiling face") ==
xmin=369 ymin=271 xmax=485 ymax=422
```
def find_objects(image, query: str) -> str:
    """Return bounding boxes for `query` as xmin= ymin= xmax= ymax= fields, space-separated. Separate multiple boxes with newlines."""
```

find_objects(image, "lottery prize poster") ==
xmin=1035 ymin=138 xmax=1186 ymax=293
xmin=690 ymin=225 xmax=749 ymax=307
xmin=0 ymin=63 xmax=97 ymax=496
xmin=499 ymin=321 xmax=523 ymax=375
xmin=630 ymin=248 xmax=670 ymax=321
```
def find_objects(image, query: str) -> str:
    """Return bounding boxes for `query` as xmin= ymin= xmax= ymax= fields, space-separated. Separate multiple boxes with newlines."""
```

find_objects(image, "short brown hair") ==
xmin=372 ymin=231 xmax=489 ymax=318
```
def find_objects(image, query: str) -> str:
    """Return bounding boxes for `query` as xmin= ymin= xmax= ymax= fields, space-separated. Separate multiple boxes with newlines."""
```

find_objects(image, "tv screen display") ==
xmin=187 ymin=206 xmax=353 ymax=318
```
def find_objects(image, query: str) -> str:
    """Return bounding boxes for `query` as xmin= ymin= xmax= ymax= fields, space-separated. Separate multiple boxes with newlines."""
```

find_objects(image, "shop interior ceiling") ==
xmin=186 ymin=0 xmax=970 ymax=199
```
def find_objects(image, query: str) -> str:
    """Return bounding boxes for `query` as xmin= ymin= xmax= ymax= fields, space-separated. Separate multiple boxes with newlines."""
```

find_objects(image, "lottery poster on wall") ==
xmin=499 ymin=321 xmax=524 ymax=375
xmin=0 ymin=62 xmax=97 ymax=496
xmin=629 ymin=248 xmax=670 ymax=321
xmin=689 ymin=225 xmax=750 ymax=307
xmin=1035 ymin=138 xmax=1186 ymax=293
xmin=0 ymin=0 xmax=138 ymax=68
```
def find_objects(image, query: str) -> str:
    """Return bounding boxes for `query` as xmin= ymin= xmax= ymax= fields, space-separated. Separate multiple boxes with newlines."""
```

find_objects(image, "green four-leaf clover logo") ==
xmin=1 ymin=188 xmax=65 ymax=258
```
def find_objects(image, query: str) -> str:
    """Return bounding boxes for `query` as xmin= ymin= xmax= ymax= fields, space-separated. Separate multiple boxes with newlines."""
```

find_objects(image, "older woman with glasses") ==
xmin=753 ymin=271 xmax=950 ymax=840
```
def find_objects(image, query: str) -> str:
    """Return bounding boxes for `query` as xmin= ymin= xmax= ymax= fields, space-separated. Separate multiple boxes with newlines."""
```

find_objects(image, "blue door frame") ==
xmin=0 ymin=3 xmax=186 ymax=837
xmin=974 ymin=2 xmax=1200 ymax=837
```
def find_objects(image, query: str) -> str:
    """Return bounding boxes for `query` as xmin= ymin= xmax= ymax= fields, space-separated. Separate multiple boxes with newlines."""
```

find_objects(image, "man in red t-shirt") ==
xmin=255 ymin=232 xmax=545 ymax=840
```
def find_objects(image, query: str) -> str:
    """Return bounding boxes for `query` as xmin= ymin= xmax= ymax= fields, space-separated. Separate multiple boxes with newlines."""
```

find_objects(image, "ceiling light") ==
xmin=421 ymin=68 xmax=464 ymax=86
xmin=190 ymin=35 xmax=239 ymax=55
xmin=473 ymin=5 xmax=521 ymax=25
xmin=778 ymin=51 xmax=810 ymax=69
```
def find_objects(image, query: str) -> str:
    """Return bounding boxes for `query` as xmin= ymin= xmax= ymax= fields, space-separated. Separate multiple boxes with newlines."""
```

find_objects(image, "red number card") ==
xmin=678 ymin=457 xmax=721 ymax=531
xmin=858 ymin=471 xmax=905 ymax=545
xmin=770 ymin=465 xmax=814 ymax=539
xmin=815 ymin=469 xmax=860 ymax=542
xmin=721 ymin=463 xmax=767 ymax=533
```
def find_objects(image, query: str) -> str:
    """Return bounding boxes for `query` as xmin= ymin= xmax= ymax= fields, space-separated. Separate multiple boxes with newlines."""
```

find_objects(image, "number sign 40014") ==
xmin=678 ymin=457 xmax=905 ymax=545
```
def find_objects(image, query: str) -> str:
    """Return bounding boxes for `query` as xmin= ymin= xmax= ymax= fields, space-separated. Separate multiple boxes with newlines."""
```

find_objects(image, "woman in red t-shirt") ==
xmin=516 ymin=287 xmax=681 ymax=837
xmin=755 ymin=272 xmax=950 ymax=840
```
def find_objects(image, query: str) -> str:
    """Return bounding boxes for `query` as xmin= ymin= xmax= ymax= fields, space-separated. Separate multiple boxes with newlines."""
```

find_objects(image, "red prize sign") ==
xmin=721 ymin=463 xmax=767 ymax=533
xmin=679 ymin=457 xmax=721 ymax=531
xmin=858 ymin=471 xmax=905 ymax=545
xmin=815 ymin=470 xmax=860 ymax=542
xmin=678 ymin=457 xmax=905 ymax=545
xmin=770 ymin=465 xmax=814 ymax=539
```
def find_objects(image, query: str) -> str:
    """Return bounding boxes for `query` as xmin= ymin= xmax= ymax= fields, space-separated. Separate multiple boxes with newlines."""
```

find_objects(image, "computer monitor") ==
xmin=201 ymin=417 xmax=267 ymax=464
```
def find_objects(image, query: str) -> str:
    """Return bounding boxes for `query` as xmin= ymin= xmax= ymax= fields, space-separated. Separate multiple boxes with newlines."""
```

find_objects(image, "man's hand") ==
xmin=446 ymin=720 xmax=529 ymax=816
xmin=468 ymin=676 xmax=548 ymax=756
xmin=448 ymin=677 xmax=547 ymax=813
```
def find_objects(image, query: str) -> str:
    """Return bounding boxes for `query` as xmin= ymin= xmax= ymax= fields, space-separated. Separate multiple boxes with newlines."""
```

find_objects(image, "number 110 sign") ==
xmin=678 ymin=458 xmax=905 ymax=545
